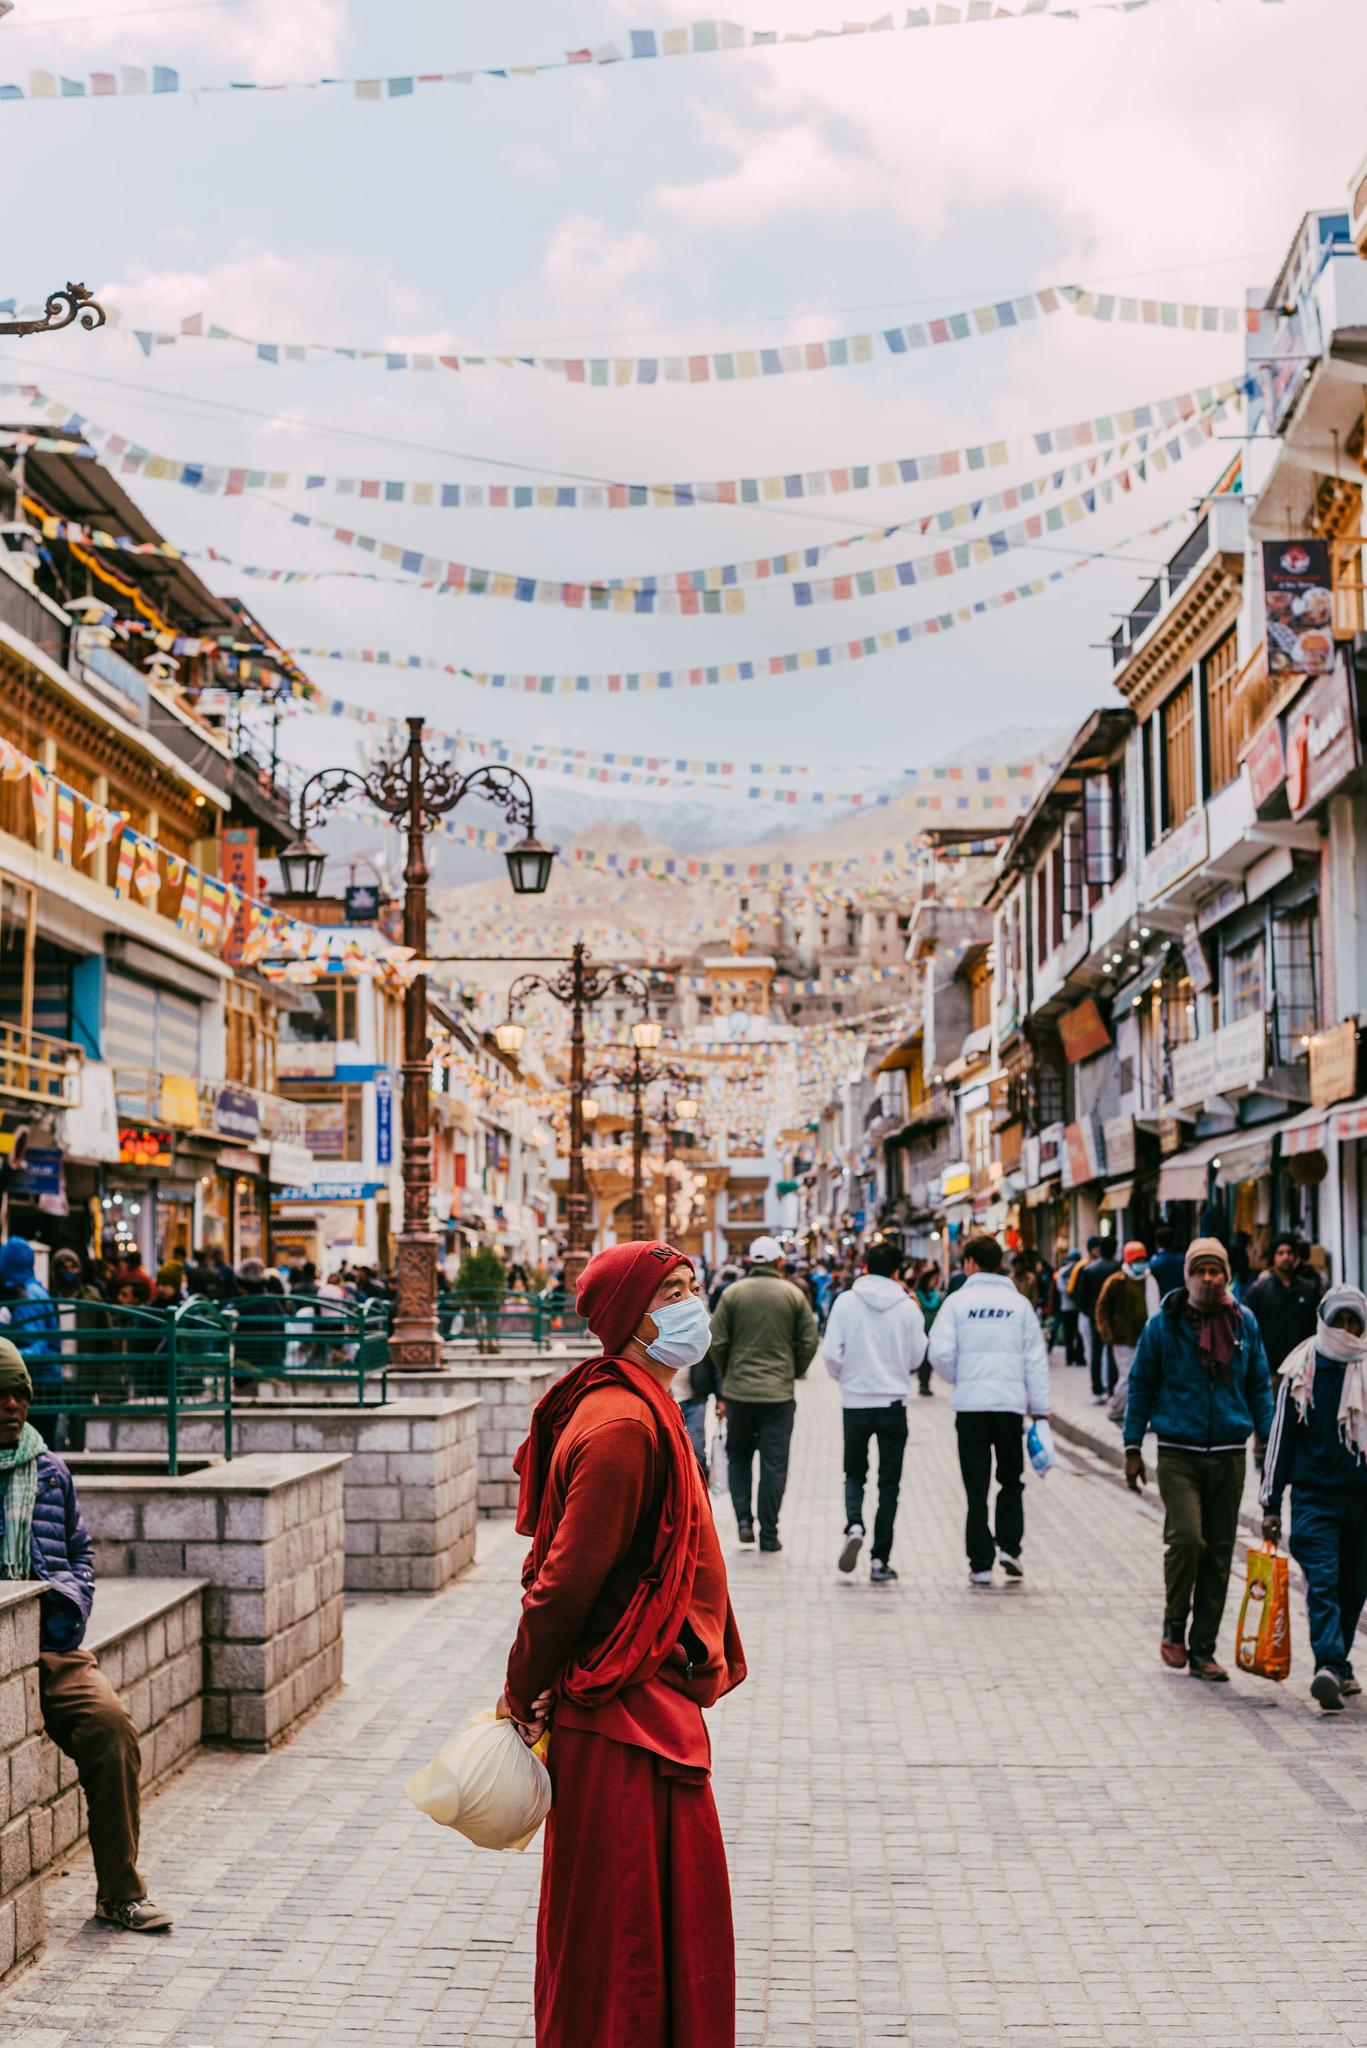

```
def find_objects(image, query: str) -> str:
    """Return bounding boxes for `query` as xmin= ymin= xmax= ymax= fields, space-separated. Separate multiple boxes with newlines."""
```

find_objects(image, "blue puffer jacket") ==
xmin=0 ymin=1451 xmax=94 ymax=1651
xmin=1123 ymin=1288 xmax=1274 ymax=1453
xmin=1261 ymin=1360 xmax=1367 ymax=1512
xmin=0 ymin=1241 xmax=59 ymax=1394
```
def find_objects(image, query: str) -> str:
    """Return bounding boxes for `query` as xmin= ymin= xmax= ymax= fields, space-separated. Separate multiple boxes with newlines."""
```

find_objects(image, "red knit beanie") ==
xmin=576 ymin=1240 xmax=692 ymax=1355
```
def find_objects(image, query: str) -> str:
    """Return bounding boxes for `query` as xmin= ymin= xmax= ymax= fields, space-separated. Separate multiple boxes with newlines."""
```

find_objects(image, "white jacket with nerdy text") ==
xmin=927 ymin=1273 xmax=1051 ymax=1417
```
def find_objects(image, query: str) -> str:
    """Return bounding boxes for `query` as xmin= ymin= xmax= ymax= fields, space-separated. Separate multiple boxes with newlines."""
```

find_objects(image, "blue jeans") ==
xmin=1289 ymin=1489 xmax=1367 ymax=1676
xmin=679 ymin=1396 xmax=708 ymax=1464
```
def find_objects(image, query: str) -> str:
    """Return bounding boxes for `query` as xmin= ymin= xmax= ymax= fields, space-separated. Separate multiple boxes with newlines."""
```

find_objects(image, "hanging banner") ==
xmin=89 ymin=282 xmax=1260 ymax=387
xmin=0 ymin=5 xmax=1296 ymax=111
xmin=1262 ymin=538 xmax=1335 ymax=677
xmin=6 ymin=375 xmax=1245 ymax=511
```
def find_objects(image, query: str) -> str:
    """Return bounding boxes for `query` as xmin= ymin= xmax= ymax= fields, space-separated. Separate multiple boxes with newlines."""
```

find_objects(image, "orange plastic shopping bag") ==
xmin=1233 ymin=1541 xmax=1291 ymax=1682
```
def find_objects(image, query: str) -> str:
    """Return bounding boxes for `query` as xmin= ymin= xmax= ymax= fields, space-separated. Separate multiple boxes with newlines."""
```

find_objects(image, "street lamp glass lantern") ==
xmin=504 ymin=834 xmax=556 ymax=896
xmin=581 ymin=1096 xmax=600 ymax=1123
xmin=278 ymin=834 xmax=327 ymax=899
xmin=494 ymin=1019 xmax=526 ymax=1056
xmin=631 ymin=1018 xmax=663 ymax=1051
xmin=675 ymin=1095 xmax=700 ymax=1122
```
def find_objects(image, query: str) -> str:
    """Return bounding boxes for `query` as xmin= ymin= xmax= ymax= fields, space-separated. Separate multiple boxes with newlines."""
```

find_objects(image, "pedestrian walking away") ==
xmin=822 ymin=1238 xmax=927 ymax=1583
xmin=1074 ymin=1235 xmax=1121 ymax=1403
xmin=1123 ymin=1238 xmax=1273 ymax=1682
xmin=927 ymin=1235 xmax=1052 ymax=1586
xmin=710 ymin=1235 xmax=819 ymax=1553
xmin=1096 ymin=1242 xmax=1150 ymax=1425
xmin=1260 ymin=1284 xmax=1367 ymax=1715
xmin=1246 ymin=1234 xmax=1320 ymax=1372
xmin=1051 ymin=1247 xmax=1086 ymax=1367
xmin=499 ymin=1240 xmax=746 ymax=2048
xmin=913 ymin=1267 xmax=942 ymax=1394
xmin=0 ymin=1338 xmax=172 ymax=1932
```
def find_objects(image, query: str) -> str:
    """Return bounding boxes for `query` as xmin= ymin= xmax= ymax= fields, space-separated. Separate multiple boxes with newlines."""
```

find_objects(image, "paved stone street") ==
xmin=4 ymin=1366 xmax=1367 ymax=2047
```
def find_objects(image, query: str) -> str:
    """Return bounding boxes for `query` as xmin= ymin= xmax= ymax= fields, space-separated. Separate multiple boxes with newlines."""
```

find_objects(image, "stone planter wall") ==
xmin=0 ymin=1578 xmax=204 ymax=1983
xmin=75 ymin=1454 xmax=347 ymax=1750
xmin=85 ymin=1401 xmax=478 ymax=1594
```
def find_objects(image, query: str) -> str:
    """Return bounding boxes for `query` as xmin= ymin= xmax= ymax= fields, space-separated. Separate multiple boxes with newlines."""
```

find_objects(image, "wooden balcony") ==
xmin=0 ymin=1022 xmax=83 ymax=1107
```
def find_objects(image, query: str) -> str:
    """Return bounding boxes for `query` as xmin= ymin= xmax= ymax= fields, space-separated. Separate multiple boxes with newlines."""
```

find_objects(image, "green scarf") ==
xmin=0 ymin=1424 xmax=43 ymax=1580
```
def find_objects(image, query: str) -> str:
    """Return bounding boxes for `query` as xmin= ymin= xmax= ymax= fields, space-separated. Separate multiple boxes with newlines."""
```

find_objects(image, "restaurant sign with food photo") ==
xmin=1263 ymin=539 xmax=1335 ymax=676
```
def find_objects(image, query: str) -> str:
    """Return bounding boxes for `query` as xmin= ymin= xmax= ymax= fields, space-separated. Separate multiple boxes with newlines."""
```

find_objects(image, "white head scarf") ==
xmin=1283 ymin=1284 xmax=1367 ymax=1461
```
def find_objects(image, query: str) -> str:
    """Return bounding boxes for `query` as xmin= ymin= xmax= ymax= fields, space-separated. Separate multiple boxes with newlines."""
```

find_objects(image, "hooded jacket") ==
xmin=822 ymin=1276 xmax=927 ymax=1406
xmin=0 ymin=1241 xmax=58 ymax=1392
xmin=1261 ymin=1358 xmax=1367 ymax=1511
xmin=1122 ymin=1288 xmax=1273 ymax=1453
xmin=927 ymin=1273 xmax=1052 ymax=1416
xmin=0 ymin=1449 xmax=95 ymax=1651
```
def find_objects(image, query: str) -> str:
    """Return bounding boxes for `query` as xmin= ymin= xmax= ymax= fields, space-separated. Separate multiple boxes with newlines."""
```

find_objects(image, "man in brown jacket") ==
xmin=1097 ymin=1242 xmax=1151 ymax=1419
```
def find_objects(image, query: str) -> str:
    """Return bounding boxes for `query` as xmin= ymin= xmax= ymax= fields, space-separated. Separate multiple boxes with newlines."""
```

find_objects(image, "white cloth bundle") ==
xmin=403 ymin=1711 xmax=552 ymax=1852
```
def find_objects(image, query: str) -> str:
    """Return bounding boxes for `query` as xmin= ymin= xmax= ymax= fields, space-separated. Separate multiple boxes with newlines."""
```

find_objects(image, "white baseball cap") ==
xmin=749 ymin=1236 xmax=783 ymax=1263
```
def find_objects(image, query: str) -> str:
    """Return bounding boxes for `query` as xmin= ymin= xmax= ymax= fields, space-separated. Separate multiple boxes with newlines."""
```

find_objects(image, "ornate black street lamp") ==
xmin=279 ymin=715 xmax=553 ymax=1366
xmin=0 ymin=283 xmax=107 ymax=338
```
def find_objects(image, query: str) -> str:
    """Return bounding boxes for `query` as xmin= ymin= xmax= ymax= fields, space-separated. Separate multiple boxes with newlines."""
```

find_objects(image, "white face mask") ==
xmin=643 ymin=1294 xmax=712 ymax=1370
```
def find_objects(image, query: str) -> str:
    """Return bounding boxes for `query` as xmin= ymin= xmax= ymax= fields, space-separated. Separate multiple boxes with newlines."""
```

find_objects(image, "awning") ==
xmin=1157 ymin=1134 xmax=1229 ymax=1204
xmin=1279 ymin=1104 xmax=1330 ymax=1157
xmin=1215 ymin=1135 xmax=1274 ymax=1187
xmin=1025 ymin=1182 xmax=1056 ymax=1208
xmin=1100 ymin=1182 xmax=1134 ymax=1213
xmin=1336 ymin=1096 xmax=1367 ymax=1142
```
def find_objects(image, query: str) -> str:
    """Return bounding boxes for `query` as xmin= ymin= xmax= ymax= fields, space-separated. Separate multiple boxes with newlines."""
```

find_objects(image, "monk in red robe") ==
xmin=499 ymin=1239 xmax=746 ymax=2048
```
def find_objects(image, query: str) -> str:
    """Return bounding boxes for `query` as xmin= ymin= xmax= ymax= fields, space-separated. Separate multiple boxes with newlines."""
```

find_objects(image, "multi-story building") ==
xmin=0 ymin=431 xmax=308 ymax=1273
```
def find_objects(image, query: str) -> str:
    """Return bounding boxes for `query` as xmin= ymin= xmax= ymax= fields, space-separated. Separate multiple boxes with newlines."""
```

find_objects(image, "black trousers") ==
xmin=955 ymin=1411 xmax=1026 ymax=1572
xmin=1085 ymin=1319 xmax=1117 ymax=1397
xmin=842 ymin=1402 xmax=908 ymax=1563
xmin=726 ymin=1398 xmax=796 ymax=1541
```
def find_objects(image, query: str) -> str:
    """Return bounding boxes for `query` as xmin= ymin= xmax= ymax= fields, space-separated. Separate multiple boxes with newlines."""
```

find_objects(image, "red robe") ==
xmin=507 ymin=1356 xmax=745 ymax=2048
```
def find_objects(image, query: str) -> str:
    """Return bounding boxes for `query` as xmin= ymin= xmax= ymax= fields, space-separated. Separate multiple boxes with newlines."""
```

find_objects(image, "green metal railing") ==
xmin=27 ymin=1297 xmax=234 ymax=1476
xmin=437 ymin=1289 xmax=589 ymax=1351
xmin=220 ymin=1294 xmax=390 ymax=1405
xmin=26 ymin=1293 xmax=391 ymax=1472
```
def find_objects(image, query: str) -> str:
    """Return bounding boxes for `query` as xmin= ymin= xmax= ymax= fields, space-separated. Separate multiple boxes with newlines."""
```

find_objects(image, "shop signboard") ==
xmin=1170 ymin=1010 xmax=1266 ymax=1107
xmin=1196 ymin=879 xmax=1246 ymax=934
xmin=14 ymin=1147 xmax=62 ymax=1198
xmin=158 ymin=1074 xmax=200 ymax=1129
xmin=1286 ymin=658 xmax=1361 ymax=817
xmin=1263 ymin=539 xmax=1335 ymax=678
xmin=1247 ymin=716 xmax=1287 ymax=810
xmin=268 ymin=1142 xmax=315 ymax=1187
xmin=941 ymin=1161 xmax=971 ymax=1199
xmin=1059 ymin=996 xmax=1111 ymax=1065
xmin=1309 ymin=1020 xmax=1359 ymax=1108
xmin=1182 ymin=922 xmax=1214 ymax=994
xmin=303 ymin=1100 xmax=348 ymax=1160
xmin=344 ymin=883 xmax=381 ymax=923
xmin=1020 ymin=1134 xmax=1040 ymax=1188
xmin=1037 ymin=1122 xmax=1064 ymax=1179
xmin=275 ymin=1182 xmax=384 ymax=1203
xmin=1062 ymin=1118 xmax=1102 ymax=1190
xmin=278 ymin=1042 xmax=336 ymax=1078
xmin=1102 ymin=1115 xmax=1137 ymax=1177
xmin=1142 ymin=807 xmax=1208 ymax=901
xmin=213 ymin=1085 xmax=261 ymax=1143
xmin=374 ymin=1069 xmax=394 ymax=1167
xmin=220 ymin=827 xmax=258 ymax=965
xmin=118 ymin=1126 xmax=172 ymax=1169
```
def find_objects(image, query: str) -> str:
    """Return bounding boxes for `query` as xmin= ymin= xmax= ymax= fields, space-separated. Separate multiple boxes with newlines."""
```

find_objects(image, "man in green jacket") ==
xmin=710 ymin=1237 xmax=819 ymax=1552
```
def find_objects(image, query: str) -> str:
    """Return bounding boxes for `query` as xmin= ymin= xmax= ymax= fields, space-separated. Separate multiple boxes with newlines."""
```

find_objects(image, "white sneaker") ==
xmin=838 ymin=1525 xmax=865 ymax=1574
xmin=969 ymin=1568 xmax=994 ymax=1588
xmin=998 ymin=1553 xmax=1023 ymax=1582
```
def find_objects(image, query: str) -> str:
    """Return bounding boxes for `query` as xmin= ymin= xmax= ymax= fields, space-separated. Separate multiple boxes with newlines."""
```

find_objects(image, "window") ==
xmin=1034 ymin=864 xmax=1049 ymax=967
xmin=969 ymin=969 xmax=991 ymax=1034
xmin=1224 ymin=935 xmax=1266 ymax=1022
xmin=1084 ymin=761 xmax=1127 ymax=893
xmin=1142 ymin=717 xmax=1156 ymax=850
xmin=1272 ymin=902 xmax=1320 ymax=1063
xmin=1161 ymin=680 xmax=1197 ymax=830
xmin=727 ymin=1184 xmax=766 ymax=1223
xmin=1061 ymin=813 xmax=1085 ymax=931
xmin=279 ymin=1081 xmax=364 ymax=1160
xmin=282 ymin=977 xmax=358 ymax=1045
xmin=1204 ymin=633 xmax=1241 ymax=795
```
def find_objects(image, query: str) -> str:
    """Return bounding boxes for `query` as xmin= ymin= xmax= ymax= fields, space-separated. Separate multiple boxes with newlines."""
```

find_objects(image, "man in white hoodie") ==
xmin=929 ymin=1234 xmax=1052 ymax=1586
xmin=823 ymin=1238 xmax=927 ymax=1583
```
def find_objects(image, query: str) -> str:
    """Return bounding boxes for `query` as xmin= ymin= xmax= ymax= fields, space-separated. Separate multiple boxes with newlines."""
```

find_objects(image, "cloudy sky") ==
xmin=2 ymin=0 xmax=1362 ymax=838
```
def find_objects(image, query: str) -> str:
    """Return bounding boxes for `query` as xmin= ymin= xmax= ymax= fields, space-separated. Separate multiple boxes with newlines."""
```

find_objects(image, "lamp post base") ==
xmin=390 ymin=1230 xmax=442 ymax=1369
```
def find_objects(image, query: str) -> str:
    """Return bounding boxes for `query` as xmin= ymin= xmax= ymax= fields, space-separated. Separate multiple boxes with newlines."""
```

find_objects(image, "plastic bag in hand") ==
xmin=1027 ymin=1419 xmax=1056 ymax=1476
xmin=403 ymin=1710 xmax=552 ymax=1852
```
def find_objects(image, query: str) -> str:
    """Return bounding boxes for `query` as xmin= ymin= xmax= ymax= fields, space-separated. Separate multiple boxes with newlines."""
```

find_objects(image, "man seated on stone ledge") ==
xmin=0 ymin=1337 xmax=172 ymax=1933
